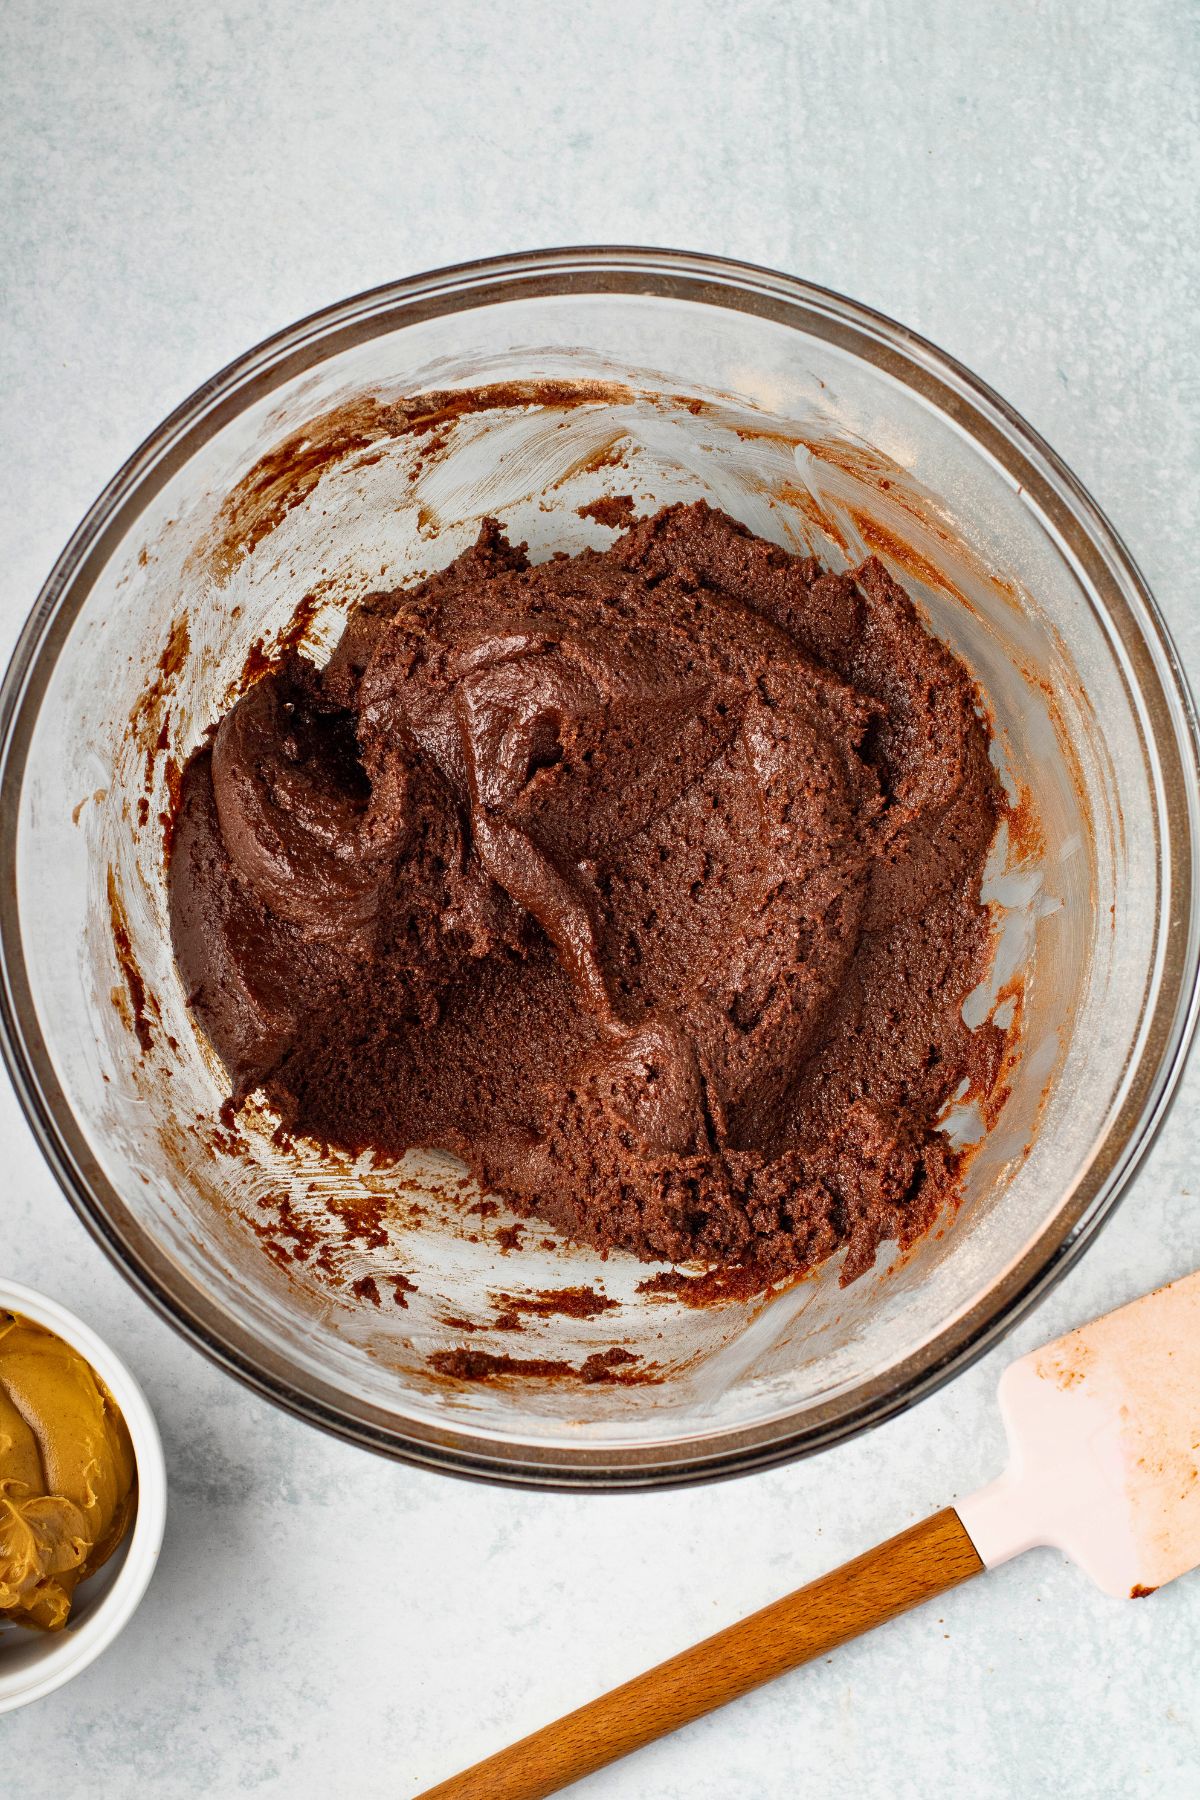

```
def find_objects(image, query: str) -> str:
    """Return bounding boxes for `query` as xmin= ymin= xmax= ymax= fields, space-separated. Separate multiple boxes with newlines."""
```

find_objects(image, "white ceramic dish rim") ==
xmin=0 ymin=1278 xmax=166 ymax=1713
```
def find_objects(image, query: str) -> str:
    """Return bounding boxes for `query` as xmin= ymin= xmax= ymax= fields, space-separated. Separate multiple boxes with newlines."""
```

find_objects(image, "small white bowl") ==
xmin=0 ymin=1279 xmax=166 ymax=1712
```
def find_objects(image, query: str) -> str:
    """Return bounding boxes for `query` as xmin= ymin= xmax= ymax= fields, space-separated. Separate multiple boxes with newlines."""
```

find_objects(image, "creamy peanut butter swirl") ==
xmin=1 ymin=1313 xmax=136 ymax=1631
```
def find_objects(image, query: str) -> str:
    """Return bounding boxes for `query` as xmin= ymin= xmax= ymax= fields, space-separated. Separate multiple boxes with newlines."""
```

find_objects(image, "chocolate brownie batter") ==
xmin=170 ymin=503 xmax=1004 ymax=1285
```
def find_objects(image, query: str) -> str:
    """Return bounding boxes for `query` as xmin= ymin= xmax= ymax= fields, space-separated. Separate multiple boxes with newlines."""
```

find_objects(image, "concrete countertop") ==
xmin=2 ymin=2 xmax=1196 ymax=1794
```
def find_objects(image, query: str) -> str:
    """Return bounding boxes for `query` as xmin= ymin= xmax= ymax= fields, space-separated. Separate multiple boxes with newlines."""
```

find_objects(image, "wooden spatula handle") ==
xmin=418 ymin=1507 xmax=983 ymax=1800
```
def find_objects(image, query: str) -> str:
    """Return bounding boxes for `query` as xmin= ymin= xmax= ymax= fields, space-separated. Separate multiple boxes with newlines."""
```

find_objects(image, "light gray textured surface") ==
xmin=1 ymin=2 xmax=1197 ymax=1794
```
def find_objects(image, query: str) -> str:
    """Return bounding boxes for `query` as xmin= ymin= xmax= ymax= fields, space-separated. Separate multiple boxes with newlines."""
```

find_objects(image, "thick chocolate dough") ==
xmin=171 ymin=503 xmax=1004 ymax=1284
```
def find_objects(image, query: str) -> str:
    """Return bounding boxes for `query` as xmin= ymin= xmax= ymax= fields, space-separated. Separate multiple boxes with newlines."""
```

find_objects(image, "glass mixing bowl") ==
xmin=1 ymin=249 xmax=1197 ymax=1487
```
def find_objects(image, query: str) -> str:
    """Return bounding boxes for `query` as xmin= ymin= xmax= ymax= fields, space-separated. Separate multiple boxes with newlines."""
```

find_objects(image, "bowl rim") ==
xmin=0 ymin=1279 xmax=166 ymax=1711
xmin=1 ymin=245 xmax=1198 ymax=1489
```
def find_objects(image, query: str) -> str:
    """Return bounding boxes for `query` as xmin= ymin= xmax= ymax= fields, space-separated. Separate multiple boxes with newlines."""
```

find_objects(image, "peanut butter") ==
xmin=0 ymin=1312 xmax=136 ymax=1631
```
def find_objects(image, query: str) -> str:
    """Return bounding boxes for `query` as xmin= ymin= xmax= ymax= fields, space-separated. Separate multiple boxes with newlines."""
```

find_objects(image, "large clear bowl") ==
xmin=1 ymin=249 xmax=1197 ymax=1487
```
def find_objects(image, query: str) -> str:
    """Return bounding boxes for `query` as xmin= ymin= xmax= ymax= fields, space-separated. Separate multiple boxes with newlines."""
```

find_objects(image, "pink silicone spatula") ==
xmin=420 ymin=1269 xmax=1200 ymax=1800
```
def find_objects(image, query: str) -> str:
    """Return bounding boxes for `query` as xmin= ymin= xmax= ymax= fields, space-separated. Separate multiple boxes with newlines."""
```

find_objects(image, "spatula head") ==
xmin=980 ymin=1270 xmax=1200 ymax=1597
